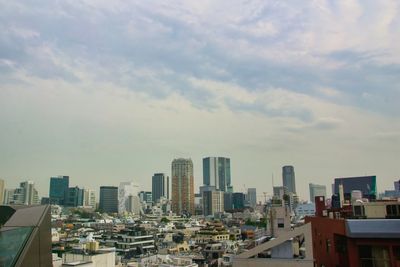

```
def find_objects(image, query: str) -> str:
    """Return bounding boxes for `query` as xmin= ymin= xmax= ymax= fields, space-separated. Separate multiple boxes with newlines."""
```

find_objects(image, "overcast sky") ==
xmin=1 ymin=0 xmax=399 ymax=201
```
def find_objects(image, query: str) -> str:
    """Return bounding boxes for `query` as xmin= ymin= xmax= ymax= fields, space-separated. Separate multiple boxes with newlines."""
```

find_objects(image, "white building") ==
xmin=119 ymin=182 xmax=140 ymax=214
xmin=83 ymin=189 xmax=96 ymax=208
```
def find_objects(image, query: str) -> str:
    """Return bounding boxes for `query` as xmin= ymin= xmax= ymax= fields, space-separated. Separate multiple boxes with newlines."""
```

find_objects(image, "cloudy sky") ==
xmin=1 ymin=0 xmax=399 ymax=201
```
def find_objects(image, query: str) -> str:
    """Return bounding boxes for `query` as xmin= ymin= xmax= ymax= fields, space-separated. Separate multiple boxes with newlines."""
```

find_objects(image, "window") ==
xmin=358 ymin=245 xmax=391 ymax=267
xmin=277 ymin=218 xmax=284 ymax=228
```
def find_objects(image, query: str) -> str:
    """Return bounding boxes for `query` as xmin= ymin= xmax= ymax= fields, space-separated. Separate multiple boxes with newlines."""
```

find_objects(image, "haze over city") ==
xmin=1 ymin=1 xmax=399 ymax=199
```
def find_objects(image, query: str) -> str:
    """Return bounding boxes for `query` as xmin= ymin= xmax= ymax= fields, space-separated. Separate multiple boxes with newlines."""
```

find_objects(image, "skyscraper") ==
xmin=247 ymin=188 xmax=257 ymax=208
xmin=282 ymin=165 xmax=296 ymax=194
xmin=152 ymin=173 xmax=169 ymax=203
xmin=65 ymin=186 xmax=84 ymax=207
xmin=202 ymin=190 xmax=224 ymax=216
xmin=49 ymin=176 xmax=69 ymax=205
xmin=99 ymin=186 xmax=118 ymax=213
xmin=309 ymin=183 xmax=327 ymax=202
xmin=203 ymin=157 xmax=231 ymax=192
xmin=171 ymin=158 xmax=194 ymax=215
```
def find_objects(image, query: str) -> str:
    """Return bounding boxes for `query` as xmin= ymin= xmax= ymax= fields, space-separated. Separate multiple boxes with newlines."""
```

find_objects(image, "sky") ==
xmin=0 ymin=0 xmax=399 ymax=201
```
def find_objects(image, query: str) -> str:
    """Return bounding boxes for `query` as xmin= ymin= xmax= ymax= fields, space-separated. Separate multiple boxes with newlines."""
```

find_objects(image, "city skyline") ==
xmin=1 ymin=1 xmax=399 ymax=201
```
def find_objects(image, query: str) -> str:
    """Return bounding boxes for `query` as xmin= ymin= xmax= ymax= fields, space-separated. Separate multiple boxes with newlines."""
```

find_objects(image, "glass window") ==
xmin=0 ymin=227 xmax=33 ymax=267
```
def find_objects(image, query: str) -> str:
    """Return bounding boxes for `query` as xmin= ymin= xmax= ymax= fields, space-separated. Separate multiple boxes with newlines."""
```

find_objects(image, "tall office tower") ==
xmin=3 ymin=189 xmax=15 ymax=204
xmin=83 ymin=189 xmax=96 ymax=208
xmin=223 ymin=192 xmax=233 ymax=211
xmin=282 ymin=165 xmax=296 ymax=194
xmin=202 ymin=190 xmax=224 ymax=216
xmin=49 ymin=176 xmax=69 ymax=205
xmin=247 ymin=188 xmax=257 ymax=208
xmin=0 ymin=179 xmax=4 ymax=205
xmin=309 ymin=183 xmax=327 ymax=202
xmin=171 ymin=158 xmax=194 ymax=215
xmin=203 ymin=157 xmax=231 ymax=192
xmin=118 ymin=182 xmax=139 ymax=214
xmin=99 ymin=186 xmax=118 ymax=213
xmin=65 ymin=186 xmax=84 ymax=207
xmin=127 ymin=195 xmax=141 ymax=215
xmin=395 ymin=180 xmax=400 ymax=191
xmin=232 ymin=192 xmax=245 ymax=209
xmin=152 ymin=173 xmax=169 ymax=203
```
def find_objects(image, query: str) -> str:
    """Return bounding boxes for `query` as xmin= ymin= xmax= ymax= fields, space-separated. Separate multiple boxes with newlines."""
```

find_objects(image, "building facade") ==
xmin=309 ymin=183 xmax=327 ymax=202
xmin=152 ymin=173 xmax=169 ymax=203
xmin=202 ymin=190 xmax=224 ymax=216
xmin=282 ymin=165 xmax=296 ymax=194
xmin=171 ymin=158 xmax=194 ymax=215
xmin=99 ymin=186 xmax=118 ymax=213
xmin=49 ymin=175 xmax=69 ymax=205
xmin=203 ymin=157 xmax=231 ymax=192
xmin=247 ymin=188 xmax=257 ymax=208
xmin=65 ymin=186 xmax=84 ymax=207
xmin=83 ymin=189 xmax=96 ymax=208
xmin=118 ymin=182 xmax=139 ymax=214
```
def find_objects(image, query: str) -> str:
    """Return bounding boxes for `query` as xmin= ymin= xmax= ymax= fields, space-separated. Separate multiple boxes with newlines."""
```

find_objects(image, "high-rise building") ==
xmin=99 ymin=186 xmax=118 ymax=213
xmin=247 ymin=188 xmax=257 ymax=208
xmin=309 ymin=183 xmax=327 ymax=202
xmin=139 ymin=191 xmax=153 ymax=204
xmin=282 ymin=165 xmax=296 ymax=194
xmin=203 ymin=157 xmax=231 ymax=192
xmin=202 ymin=190 xmax=224 ymax=216
xmin=0 ymin=179 xmax=4 ymax=205
xmin=224 ymin=192 xmax=233 ymax=211
xmin=65 ymin=186 xmax=84 ymax=207
xmin=83 ymin=189 xmax=96 ymax=208
xmin=49 ymin=176 xmax=69 ymax=205
xmin=152 ymin=173 xmax=169 ymax=203
xmin=395 ymin=180 xmax=400 ymax=191
xmin=171 ymin=158 xmax=194 ymax=215
xmin=7 ymin=181 xmax=39 ymax=205
xmin=118 ymin=182 xmax=139 ymax=214
xmin=333 ymin=176 xmax=377 ymax=201
xmin=232 ymin=192 xmax=245 ymax=209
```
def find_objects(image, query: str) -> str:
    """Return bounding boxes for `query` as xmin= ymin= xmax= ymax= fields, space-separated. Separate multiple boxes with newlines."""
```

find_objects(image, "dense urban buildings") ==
xmin=282 ymin=165 xmax=296 ymax=194
xmin=99 ymin=186 xmax=118 ymax=213
xmin=309 ymin=183 xmax=327 ymax=202
xmin=171 ymin=158 xmax=194 ymax=215
xmin=203 ymin=157 xmax=232 ymax=192
xmin=7 ymin=181 xmax=40 ymax=205
xmin=152 ymin=173 xmax=169 ymax=203
xmin=65 ymin=186 xmax=84 ymax=207
xmin=49 ymin=175 xmax=69 ymax=205
xmin=333 ymin=175 xmax=377 ymax=201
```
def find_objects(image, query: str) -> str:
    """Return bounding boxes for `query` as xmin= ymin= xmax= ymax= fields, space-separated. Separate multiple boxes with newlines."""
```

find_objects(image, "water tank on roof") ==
xmin=351 ymin=190 xmax=362 ymax=202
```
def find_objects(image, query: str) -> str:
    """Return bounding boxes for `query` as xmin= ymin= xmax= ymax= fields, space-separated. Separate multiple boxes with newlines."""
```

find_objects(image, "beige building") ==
xmin=171 ymin=158 xmax=194 ymax=215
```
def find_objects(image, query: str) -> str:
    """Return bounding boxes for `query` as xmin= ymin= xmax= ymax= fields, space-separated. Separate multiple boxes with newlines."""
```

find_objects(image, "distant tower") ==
xmin=282 ymin=165 xmax=296 ymax=194
xmin=203 ymin=157 xmax=231 ymax=192
xmin=171 ymin=158 xmax=194 ymax=215
xmin=152 ymin=173 xmax=169 ymax=203
xmin=247 ymin=188 xmax=257 ymax=207
xmin=49 ymin=176 xmax=69 ymax=205
xmin=99 ymin=186 xmax=118 ymax=213
xmin=118 ymin=182 xmax=139 ymax=214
